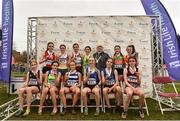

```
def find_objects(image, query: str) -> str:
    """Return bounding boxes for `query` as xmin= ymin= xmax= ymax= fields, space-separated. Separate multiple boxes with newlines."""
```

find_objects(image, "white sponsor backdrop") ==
xmin=36 ymin=16 xmax=152 ymax=97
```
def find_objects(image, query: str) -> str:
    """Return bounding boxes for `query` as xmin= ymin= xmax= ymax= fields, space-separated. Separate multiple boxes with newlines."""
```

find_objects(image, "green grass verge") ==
xmin=164 ymin=83 xmax=180 ymax=92
xmin=0 ymin=83 xmax=17 ymax=105
xmin=8 ymin=98 xmax=180 ymax=120
xmin=11 ymin=71 xmax=26 ymax=77
xmin=0 ymin=81 xmax=180 ymax=120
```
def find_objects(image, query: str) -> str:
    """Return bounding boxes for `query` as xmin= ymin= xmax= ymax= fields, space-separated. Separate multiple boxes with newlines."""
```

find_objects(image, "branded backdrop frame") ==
xmin=27 ymin=15 xmax=163 ymax=97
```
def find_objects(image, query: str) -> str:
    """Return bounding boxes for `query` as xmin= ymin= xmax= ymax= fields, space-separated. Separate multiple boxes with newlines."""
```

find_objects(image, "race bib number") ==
xmin=67 ymin=80 xmax=77 ymax=86
xmin=87 ymin=78 xmax=96 ymax=85
xmin=128 ymin=76 xmax=137 ymax=82
xmin=114 ymin=64 xmax=123 ymax=68
xmin=46 ymin=60 xmax=52 ymax=65
xmin=75 ymin=57 xmax=82 ymax=66
xmin=28 ymin=79 xmax=38 ymax=86
xmin=106 ymin=79 xmax=115 ymax=86
xmin=60 ymin=58 xmax=67 ymax=64
xmin=49 ymin=80 xmax=55 ymax=85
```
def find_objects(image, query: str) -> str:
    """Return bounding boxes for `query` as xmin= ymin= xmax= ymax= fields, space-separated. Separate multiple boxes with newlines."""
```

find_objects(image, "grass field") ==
xmin=8 ymin=83 xmax=180 ymax=120
xmin=11 ymin=71 xmax=26 ymax=77
xmin=0 ymin=83 xmax=17 ymax=105
xmin=8 ymin=98 xmax=180 ymax=120
xmin=0 ymin=81 xmax=180 ymax=120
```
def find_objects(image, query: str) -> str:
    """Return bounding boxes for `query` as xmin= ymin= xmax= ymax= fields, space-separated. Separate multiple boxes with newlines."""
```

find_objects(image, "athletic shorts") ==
xmin=58 ymin=69 xmax=68 ymax=76
xmin=42 ymin=66 xmax=52 ymax=74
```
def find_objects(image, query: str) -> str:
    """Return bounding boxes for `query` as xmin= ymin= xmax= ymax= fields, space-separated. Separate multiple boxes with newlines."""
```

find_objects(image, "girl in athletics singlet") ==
xmin=124 ymin=45 xmax=139 ymax=66
xmin=39 ymin=42 xmax=56 ymax=74
xmin=56 ymin=44 xmax=71 ymax=81
xmin=82 ymin=46 xmax=92 ymax=73
xmin=121 ymin=57 xmax=145 ymax=119
xmin=71 ymin=43 xmax=83 ymax=74
xmin=124 ymin=45 xmax=139 ymax=106
xmin=82 ymin=57 xmax=101 ymax=116
xmin=59 ymin=61 xmax=81 ymax=115
xmin=113 ymin=45 xmax=125 ymax=81
xmin=15 ymin=60 xmax=42 ymax=117
xmin=101 ymin=58 xmax=122 ymax=114
xmin=38 ymin=61 xmax=61 ymax=116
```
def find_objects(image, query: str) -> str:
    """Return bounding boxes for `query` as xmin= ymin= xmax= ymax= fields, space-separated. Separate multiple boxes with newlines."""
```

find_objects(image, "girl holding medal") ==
xmin=124 ymin=45 xmax=139 ymax=106
xmin=124 ymin=45 xmax=139 ymax=65
xmin=38 ymin=61 xmax=61 ymax=115
xmin=121 ymin=57 xmax=144 ymax=119
xmin=16 ymin=60 xmax=42 ymax=117
xmin=82 ymin=57 xmax=101 ymax=116
xmin=101 ymin=58 xmax=121 ymax=114
xmin=59 ymin=61 xmax=81 ymax=115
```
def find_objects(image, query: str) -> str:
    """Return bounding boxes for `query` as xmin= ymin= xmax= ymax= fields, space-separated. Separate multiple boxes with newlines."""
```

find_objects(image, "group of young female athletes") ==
xmin=15 ymin=42 xmax=145 ymax=119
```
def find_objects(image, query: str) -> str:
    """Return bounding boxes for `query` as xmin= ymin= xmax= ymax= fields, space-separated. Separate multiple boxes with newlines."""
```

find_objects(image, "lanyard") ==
xmin=95 ymin=53 xmax=101 ymax=63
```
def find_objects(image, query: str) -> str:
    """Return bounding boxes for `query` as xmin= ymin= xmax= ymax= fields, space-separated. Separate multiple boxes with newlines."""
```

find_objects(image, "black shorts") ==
xmin=58 ymin=69 xmax=68 ymax=76
xmin=86 ymin=85 xmax=97 ymax=90
xmin=115 ymin=68 xmax=123 ymax=75
xmin=42 ymin=66 xmax=52 ymax=74
xmin=127 ymin=82 xmax=140 ymax=88
xmin=104 ymin=85 xmax=114 ymax=88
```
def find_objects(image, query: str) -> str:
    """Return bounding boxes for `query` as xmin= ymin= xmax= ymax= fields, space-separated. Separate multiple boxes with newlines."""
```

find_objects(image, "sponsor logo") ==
xmin=140 ymin=39 xmax=149 ymax=43
xmin=129 ymin=39 xmax=134 ymax=44
xmin=169 ymin=60 xmax=180 ymax=68
xmin=63 ymin=22 xmax=73 ymax=26
xmin=102 ymin=31 xmax=111 ymax=35
xmin=91 ymin=30 xmax=96 ymax=35
xmin=64 ymin=39 xmax=72 ymax=42
xmin=78 ymin=38 xmax=83 ymax=44
xmin=40 ymin=48 xmax=46 ymax=52
xmin=140 ymin=57 xmax=149 ymax=60
xmin=141 ymin=31 xmax=146 ymax=36
xmin=53 ymin=21 xmax=58 ymax=28
xmin=103 ymin=21 xmax=109 ymax=26
xmin=51 ymin=31 xmax=60 ymax=35
xmin=141 ymin=47 xmax=148 ymax=54
xmin=39 ymin=40 xmax=47 ymax=43
xmin=114 ymin=22 xmax=123 ymax=26
xmin=142 ymin=65 xmax=147 ymax=71
xmin=65 ymin=31 xmax=71 ymax=36
xmin=103 ymin=39 xmax=108 ymax=43
xmin=142 ymin=82 xmax=150 ymax=89
xmin=89 ymin=22 xmax=98 ymax=26
xmin=128 ymin=21 xmax=134 ymax=27
xmin=139 ymin=22 xmax=149 ymax=26
xmin=76 ymin=31 xmax=86 ymax=34
xmin=53 ymin=38 xmax=59 ymax=44
xmin=117 ymin=30 xmax=121 ymax=33
xmin=38 ymin=22 xmax=47 ymax=26
xmin=114 ymin=39 xmax=124 ymax=43
xmin=127 ymin=31 xmax=136 ymax=34
xmin=78 ymin=21 xmax=83 ymax=27
xmin=39 ymin=30 xmax=45 ymax=37
xmin=142 ymin=74 xmax=150 ymax=78
xmin=89 ymin=40 xmax=97 ymax=43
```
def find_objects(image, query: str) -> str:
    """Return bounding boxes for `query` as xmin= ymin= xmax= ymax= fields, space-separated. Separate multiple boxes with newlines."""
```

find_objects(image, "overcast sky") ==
xmin=1 ymin=0 xmax=180 ymax=52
